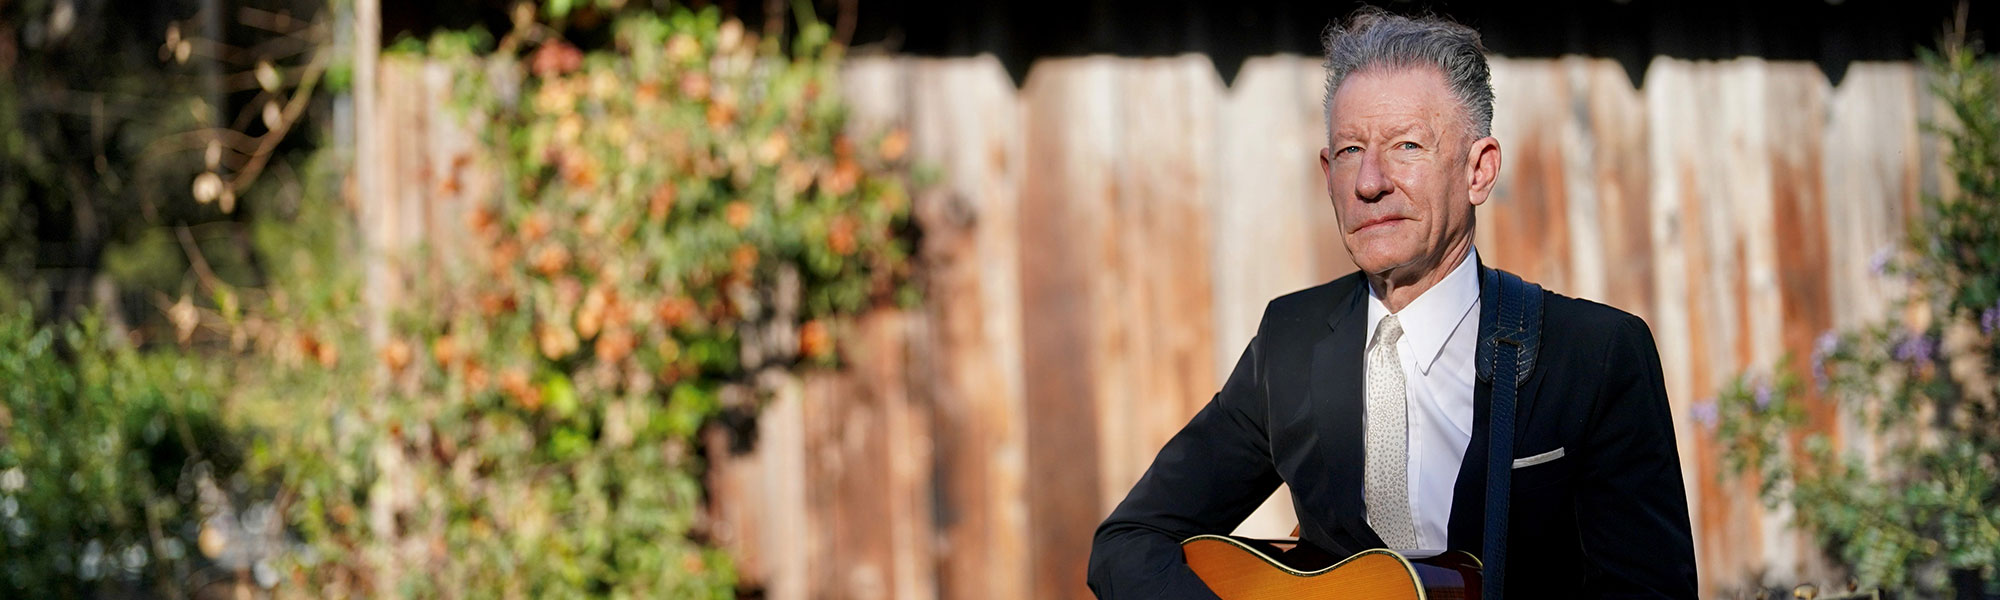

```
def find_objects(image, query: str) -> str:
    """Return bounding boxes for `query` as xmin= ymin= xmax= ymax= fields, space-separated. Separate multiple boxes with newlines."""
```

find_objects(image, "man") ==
xmin=1086 ymin=9 xmax=1697 ymax=599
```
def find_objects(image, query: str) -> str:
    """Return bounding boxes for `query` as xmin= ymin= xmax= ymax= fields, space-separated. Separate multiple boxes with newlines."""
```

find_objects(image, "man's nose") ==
xmin=1354 ymin=151 xmax=1392 ymax=201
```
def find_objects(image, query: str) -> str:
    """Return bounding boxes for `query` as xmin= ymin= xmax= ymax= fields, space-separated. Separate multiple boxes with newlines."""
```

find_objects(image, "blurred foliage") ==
xmin=1715 ymin=25 xmax=2000 ymax=598
xmin=0 ymin=302 xmax=242 ymax=598
xmin=2 ymin=0 xmax=913 ymax=597
xmin=0 ymin=0 xmax=339 ymax=597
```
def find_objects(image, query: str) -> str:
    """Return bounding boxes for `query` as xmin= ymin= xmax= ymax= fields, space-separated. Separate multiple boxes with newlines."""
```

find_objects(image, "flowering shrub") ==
xmin=250 ymin=5 xmax=915 ymax=598
xmin=1714 ymin=30 xmax=2000 ymax=597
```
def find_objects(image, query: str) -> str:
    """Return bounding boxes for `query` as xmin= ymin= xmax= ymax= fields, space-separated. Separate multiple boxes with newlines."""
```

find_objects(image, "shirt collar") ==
xmin=1365 ymin=247 xmax=1482 ymax=375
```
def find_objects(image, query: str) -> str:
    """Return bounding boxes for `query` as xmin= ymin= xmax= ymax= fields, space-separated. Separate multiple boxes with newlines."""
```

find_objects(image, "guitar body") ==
xmin=1182 ymin=535 xmax=1482 ymax=600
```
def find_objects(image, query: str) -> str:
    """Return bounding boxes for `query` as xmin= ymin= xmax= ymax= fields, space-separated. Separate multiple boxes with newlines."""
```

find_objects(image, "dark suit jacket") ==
xmin=1087 ymin=267 xmax=1698 ymax=599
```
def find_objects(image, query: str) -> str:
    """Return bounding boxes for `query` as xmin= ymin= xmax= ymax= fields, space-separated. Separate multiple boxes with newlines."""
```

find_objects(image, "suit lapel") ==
xmin=1448 ymin=374 xmax=1492 ymax=552
xmin=1306 ymin=280 xmax=1383 ymax=551
xmin=1448 ymin=264 xmax=1498 ymax=552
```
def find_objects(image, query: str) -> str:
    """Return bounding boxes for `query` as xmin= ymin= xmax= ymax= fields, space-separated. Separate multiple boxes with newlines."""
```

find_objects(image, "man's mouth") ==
xmin=1352 ymin=216 xmax=1409 ymax=233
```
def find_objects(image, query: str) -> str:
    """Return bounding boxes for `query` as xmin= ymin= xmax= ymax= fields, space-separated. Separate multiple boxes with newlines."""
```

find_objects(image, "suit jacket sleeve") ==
xmin=1087 ymin=323 xmax=1285 ymax=600
xmin=1576 ymin=315 xmax=1699 ymax=598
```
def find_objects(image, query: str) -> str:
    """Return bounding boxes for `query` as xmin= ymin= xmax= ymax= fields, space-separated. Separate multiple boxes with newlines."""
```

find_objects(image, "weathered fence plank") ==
xmin=900 ymin=55 xmax=1034 ymax=600
xmin=1015 ymin=57 xmax=1120 ymax=600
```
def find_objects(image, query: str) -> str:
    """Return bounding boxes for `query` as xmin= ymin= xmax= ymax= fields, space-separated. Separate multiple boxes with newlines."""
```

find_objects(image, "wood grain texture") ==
xmin=1182 ymin=536 xmax=1470 ymax=600
xmin=379 ymin=52 xmax=1932 ymax=599
xmin=901 ymin=56 xmax=1035 ymax=600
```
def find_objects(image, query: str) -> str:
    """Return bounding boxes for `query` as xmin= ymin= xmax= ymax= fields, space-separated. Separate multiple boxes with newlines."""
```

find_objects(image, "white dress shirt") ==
xmin=1362 ymin=248 xmax=1480 ymax=550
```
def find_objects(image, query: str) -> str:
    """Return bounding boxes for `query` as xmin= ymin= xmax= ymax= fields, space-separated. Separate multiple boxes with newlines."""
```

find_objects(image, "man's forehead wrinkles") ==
xmin=1332 ymin=117 xmax=1434 ymax=141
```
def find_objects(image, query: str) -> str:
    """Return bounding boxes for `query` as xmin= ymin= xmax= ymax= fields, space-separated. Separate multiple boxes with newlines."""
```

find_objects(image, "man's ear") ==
xmin=1319 ymin=146 xmax=1337 ymax=195
xmin=1466 ymin=136 xmax=1501 ymax=206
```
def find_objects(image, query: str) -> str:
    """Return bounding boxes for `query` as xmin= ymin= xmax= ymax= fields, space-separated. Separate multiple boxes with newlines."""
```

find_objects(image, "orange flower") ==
xmin=649 ymin=184 xmax=677 ymax=220
xmin=315 ymin=339 xmax=339 ymax=368
xmin=756 ymin=132 xmax=789 ymax=165
xmin=730 ymin=244 xmax=759 ymax=274
xmin=538 ymin=323 xmax=579 ymax=360
xmin=828 ymin=215 xmax=857 ymax=256
xmin=725 ymin=201 xmax=752 ymax=230
xmin=490 ymin=240 xmax=523 ymax=275
xmin=432 ymin=334 xmax=460 ymax=367
xmin=779 ymin=160 xmax=815 ymax=192
xmin=520 ymin=211 xmax=552 ymax=243
xmin=559 ymin=148 xmax=598 ymax=189
xmin=655 ymin=296 xmax=696 ymax=328
xmin=531 ymin=244 xmax=571 ymax=276
xmin=705 ymin=101 xmax=735 ymax=129
xmin=879 ymin=128 xmax=910 ymax=162
xmin=799 ymin=319 xmax=833 ymax=359
xmin=467 ymin=205 xmax=499 ymax=239
xmin=500 ymin=368 xmax=540 ymax=411
xmin=678 ymin=72 xmax=711 ymax=99
xmin=464 ymin=362 xmax=490 ymax=393
xmin=821 ymin=159 xmax=859 ymax=196
xmin=295 ymin=333 xmax=321 ymax=363
xmin=380 ymin=338 xmax=413 ymax=373
xmin=478 ymin=291 xmax=517 ymax=317
xmin=594 ymin=328 xmax=635 ymax=363
xmin=530 ymin=40 xmax=583 ymax=77
xmin=832 ymin=135 xmax=856 ymax=160
xmin=576 ymin=287 xmax=611 ymax=339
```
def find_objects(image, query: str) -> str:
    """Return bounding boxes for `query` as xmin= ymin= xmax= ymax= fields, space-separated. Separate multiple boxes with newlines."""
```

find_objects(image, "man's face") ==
xmin=1319 ymin=66 xmax=1491 ymax=283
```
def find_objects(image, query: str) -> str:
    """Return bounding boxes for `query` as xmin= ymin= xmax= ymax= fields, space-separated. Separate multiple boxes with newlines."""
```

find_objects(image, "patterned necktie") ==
xmin=1365 ymin=314 xmax=1417 ymax=549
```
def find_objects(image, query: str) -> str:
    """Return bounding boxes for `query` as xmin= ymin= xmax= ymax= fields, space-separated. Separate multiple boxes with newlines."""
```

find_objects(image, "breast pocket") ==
xmin=1510 ymin=446 xmax=1573 ymax=492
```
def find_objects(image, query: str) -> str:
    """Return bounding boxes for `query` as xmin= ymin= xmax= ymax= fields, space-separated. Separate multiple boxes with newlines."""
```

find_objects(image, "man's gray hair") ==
xmin=1321 ymin=8 xmax=1494 ymax=143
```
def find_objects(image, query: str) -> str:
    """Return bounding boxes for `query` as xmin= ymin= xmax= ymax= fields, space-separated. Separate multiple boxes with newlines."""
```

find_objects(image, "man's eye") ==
xmin=1396 ymin=141 xmax=1421 ymax=150
xmin=1337 ymin=146 xmax=1362 ymax=156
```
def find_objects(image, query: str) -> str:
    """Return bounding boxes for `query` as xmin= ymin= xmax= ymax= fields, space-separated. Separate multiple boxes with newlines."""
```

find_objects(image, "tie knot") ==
xmin=1374 ymin=314 xmax=1405 ymax=347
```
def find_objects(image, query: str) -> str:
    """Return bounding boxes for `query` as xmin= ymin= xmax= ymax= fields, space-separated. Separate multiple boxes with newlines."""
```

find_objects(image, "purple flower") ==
xmin=1692 ymin=400 xmax=1719 ymax=428
xmin=1753 ymin=377 xmax=1775 ymax=410
xmin=1892 ymin=332 xmax=1937 ymax=369
xmin=1811 ymin=330 xmax=1839 ymax=390
xmin=1982 ymin=302 xmax=2000 ymax=337
xmin=1814 ymin=330 xmax=1839 ymax=358
xmin=1869 ymin=246 xmax=1894 ymax=276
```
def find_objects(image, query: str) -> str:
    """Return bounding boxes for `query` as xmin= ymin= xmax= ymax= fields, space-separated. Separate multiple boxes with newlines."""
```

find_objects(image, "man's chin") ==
xmin=1349 ymin=251 xmax=1422 ymax=278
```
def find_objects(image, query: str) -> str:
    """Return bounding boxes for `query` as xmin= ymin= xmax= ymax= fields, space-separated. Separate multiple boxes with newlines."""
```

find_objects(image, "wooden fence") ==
xmin=368 ymin=52 xmax=1937 ymax=598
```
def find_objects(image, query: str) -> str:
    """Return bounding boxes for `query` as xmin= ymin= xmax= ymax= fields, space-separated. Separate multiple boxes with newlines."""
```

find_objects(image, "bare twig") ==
xmin=835 ymin=0 xmax=857 ymax=47
xmin=764 ymin=0 xmax=785 ymax=39
xmin=236 ymin=5 xmax=311 ymax=35
xmin=229 ymin=43 xmax=329 ymax=195
xmin=175 ymin=224 xmax=225 ymax=296
xmin=189 ymin=37 xmax=253 ymax=65
xmin=243 ymin=25 xmax=329 ymax=64
xmin=139 ymin=127 xmax=262 ymax=162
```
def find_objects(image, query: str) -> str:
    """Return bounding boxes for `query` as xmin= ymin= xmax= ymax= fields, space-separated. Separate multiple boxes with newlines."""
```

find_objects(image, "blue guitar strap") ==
xmin=1475 ymin=268 xmax=1542 ymax=600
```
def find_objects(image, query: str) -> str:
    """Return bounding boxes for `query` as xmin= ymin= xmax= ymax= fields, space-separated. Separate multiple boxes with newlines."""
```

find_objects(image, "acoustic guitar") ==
xmin=1182 ymin=534 xmax=1483 ymax=600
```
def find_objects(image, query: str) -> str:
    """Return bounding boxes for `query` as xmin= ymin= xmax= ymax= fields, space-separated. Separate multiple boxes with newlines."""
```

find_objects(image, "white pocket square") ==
xmin=1512 ymin=447 xmax=1565 ymax=469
